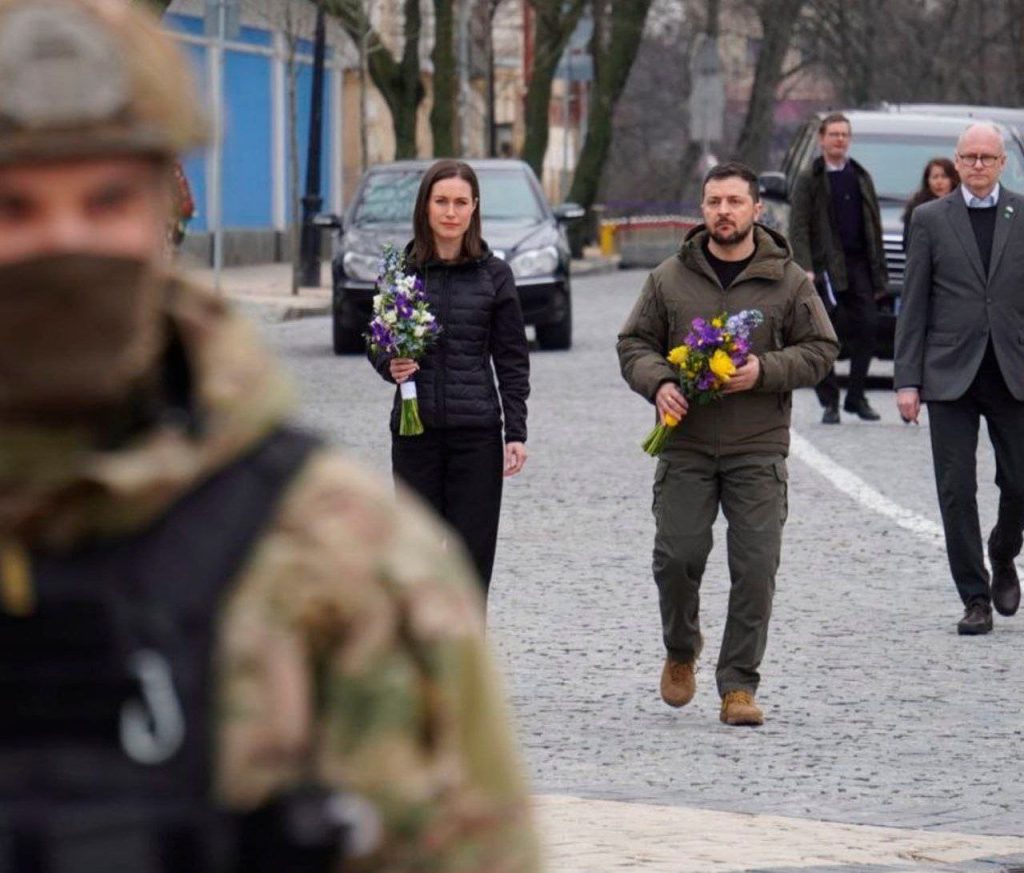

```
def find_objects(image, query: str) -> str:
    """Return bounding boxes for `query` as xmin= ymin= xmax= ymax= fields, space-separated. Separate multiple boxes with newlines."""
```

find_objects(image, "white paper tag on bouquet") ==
xmin=400 ymin=381 xmax=418 ymax=400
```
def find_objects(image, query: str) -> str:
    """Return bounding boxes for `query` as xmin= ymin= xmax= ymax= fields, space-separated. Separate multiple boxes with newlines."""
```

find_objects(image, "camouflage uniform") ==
xmin=2 ymin=281 xmax=541 ymax=870
xmin=0 ymin=1 xmax=542 ymax=869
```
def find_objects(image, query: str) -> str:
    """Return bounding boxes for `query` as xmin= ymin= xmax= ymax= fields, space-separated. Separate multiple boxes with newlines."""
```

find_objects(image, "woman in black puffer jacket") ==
xmin=370 ymin=159 xmax=530 ymax=600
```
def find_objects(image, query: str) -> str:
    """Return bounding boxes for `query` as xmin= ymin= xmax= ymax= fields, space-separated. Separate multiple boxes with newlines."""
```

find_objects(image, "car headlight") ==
xmin=509 ymin=245 xmax=559 ymax=279
xmin=343 ymin=251 xmax=380 ymax=282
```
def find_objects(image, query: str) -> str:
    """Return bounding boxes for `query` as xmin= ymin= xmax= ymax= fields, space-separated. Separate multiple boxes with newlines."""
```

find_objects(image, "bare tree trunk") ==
xmin=733 ymin=0 xmax=805 ymax=171
xmin=521 ymin=0 xmax=587 ymax=177
xmin=676 ymin=140 xmax=704 ymax=204
xmin=323 ymin=0 xmax=425 ymax=158
xmin=567 ymin=0 xmax=654 ymax=212
xmin=394 ymin=0 xmax=423 ymax=157
xmin=705 ymin=0 xmax=719 ymax=36
xmin=483 ymin=0 xmax=502 ymax=156
xmin=677 ymin=0 xmax=720 ymax=203
xmin=359 ymin=1 xmax=369 ymax=171
xmin=431 ymin=0 xmax=457 ymax=156
xmin=859 ymin=0 xmax=880 ymax=105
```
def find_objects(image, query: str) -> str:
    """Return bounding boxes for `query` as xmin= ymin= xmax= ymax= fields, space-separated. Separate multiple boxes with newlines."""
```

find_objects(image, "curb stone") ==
xmin=534 ymin=795 xmax=1024 ymax=873
xmin=229 ymin=296 xmax=331 ymax=324
xmin=571 ymin=255 xmax=620 ymax=277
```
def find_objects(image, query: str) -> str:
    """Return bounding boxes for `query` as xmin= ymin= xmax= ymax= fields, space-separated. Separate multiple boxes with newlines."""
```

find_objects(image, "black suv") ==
xmin=316 ymin=159 xmax=583 ymax=354
xmin=758 ymin=109 xmax=1024 ymax=358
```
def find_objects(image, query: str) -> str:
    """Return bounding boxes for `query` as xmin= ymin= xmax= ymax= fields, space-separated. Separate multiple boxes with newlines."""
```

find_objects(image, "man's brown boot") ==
xmin=660 ymin=657 xmax=696 ymax=707
xmin=720 ymin=690 xmax=764 ymax=726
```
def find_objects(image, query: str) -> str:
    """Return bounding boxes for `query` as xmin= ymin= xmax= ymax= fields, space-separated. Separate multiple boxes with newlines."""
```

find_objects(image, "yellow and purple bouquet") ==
xmin=641 ymin=309 xmax=764 ymax=456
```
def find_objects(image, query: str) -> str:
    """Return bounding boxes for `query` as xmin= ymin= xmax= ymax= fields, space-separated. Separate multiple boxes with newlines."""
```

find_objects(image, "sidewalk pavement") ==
xmin=184 ymin=250 xmax=621 ymax=323
xmin=536 ymin=795 xmax=1024 ymax=872
xmin=184 ymin=260 xmax=332 ymax=323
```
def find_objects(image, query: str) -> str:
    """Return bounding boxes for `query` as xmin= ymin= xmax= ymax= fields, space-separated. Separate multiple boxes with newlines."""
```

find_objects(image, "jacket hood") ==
xmin=0 ymin=278 xmax=296 ymax=550
xmin=679 ymin=223 xmax=794 ymax=281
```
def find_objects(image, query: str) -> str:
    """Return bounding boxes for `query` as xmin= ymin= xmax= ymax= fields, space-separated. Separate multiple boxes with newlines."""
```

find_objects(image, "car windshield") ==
xmin=352 ymin=167 xmax=546 ymax=225
xmin=478 ymin=170 xmax=546 ymax=222
xmin=850 ymin=133 xmax=1024 ymax=200
xmin=352 ymin=170 xmax=421 ymax=224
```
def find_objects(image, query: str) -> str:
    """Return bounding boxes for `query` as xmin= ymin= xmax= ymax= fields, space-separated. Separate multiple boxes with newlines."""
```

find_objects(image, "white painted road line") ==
xmin=790 ymin=429 xmax=945 ymax=546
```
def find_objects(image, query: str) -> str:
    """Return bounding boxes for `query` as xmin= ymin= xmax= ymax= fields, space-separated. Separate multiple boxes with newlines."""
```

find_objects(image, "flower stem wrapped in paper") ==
xmin=367 ymin=245 xmax=441 ymax=435
xmin=641 ymin=309 xmax=764 ymax=456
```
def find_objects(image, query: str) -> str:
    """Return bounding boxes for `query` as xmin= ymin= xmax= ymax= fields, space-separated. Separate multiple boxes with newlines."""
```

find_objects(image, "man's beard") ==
xmin=709 ymin=220 xmax=754 ymax=248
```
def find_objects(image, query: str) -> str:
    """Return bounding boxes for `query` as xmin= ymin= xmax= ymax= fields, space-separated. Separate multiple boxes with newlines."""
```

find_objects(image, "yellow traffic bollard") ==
xmin=599 ymin=221 xmax=618 ymax=256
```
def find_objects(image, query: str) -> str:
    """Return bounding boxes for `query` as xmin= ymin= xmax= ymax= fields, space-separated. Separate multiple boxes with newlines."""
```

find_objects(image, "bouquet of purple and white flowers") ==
xmin=367 ymin=244 xmax=441 ymax=435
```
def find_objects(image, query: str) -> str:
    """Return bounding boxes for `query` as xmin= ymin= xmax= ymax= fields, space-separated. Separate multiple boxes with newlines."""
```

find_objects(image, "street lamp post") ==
xmin=204 ymin=0 xmax=239 ymax=290
xmin=299 ymin=5 xmax=327 ymax=289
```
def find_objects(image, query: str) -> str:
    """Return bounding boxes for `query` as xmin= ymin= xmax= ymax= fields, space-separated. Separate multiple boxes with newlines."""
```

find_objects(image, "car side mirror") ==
xmin=758 ymin=172 xmax=788 ymax=201
xmin=554 ymin=202 xmax=586 ymax=222
xmin=313 ymin=213 xmax=343 ymax=231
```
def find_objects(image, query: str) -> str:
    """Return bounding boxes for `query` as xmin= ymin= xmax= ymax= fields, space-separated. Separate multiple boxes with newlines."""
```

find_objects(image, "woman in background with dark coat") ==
xmin=371 ymin=159 xmax=530 ymax=601
xmin=902 ymin=157 xmax=959 ymax=249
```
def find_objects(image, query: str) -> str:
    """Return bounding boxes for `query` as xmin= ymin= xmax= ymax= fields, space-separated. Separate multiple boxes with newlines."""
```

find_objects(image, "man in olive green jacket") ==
xmin=618 ymin=162 xmax=838 ymax=726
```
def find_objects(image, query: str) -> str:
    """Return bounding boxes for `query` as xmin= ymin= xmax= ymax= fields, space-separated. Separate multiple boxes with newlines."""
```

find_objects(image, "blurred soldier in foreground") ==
xmin=0 ymin=2 xmax=541 ymax=871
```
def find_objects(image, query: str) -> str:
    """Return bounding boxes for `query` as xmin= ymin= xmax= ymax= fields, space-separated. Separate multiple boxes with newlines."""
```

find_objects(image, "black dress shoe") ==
xmin=822 ymin=403 xmax=840 ymax=424
xmin=843 ymin=397 xmax=881 ymax=421
xmin=989 ymin=553 xmax=1021 ymax=617
xmin=957 ymin=602 xmax=993 ymax=635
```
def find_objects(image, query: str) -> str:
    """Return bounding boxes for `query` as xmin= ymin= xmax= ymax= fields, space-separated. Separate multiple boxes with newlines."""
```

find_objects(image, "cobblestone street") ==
xmin=266 ymin=267 xmax=1024 ymax=867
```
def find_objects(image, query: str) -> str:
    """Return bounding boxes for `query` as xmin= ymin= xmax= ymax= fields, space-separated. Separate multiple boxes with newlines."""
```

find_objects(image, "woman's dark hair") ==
xmin=918 ymin=157 xmax=959 ymax=195
xmin=902 ymin=157 xmax=960 ymax=224
xmin=411 ymin=159 xmax=484 ymax=267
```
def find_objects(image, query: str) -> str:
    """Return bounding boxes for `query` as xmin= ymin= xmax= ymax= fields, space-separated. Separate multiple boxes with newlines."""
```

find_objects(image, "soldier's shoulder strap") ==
xmin=135 ymin=425 xmax=322 ymax=616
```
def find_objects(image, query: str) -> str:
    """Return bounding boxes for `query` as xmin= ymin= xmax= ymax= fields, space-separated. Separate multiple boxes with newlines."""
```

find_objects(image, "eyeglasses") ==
xmin=957 ymin=152 xmax=1002 ymax=167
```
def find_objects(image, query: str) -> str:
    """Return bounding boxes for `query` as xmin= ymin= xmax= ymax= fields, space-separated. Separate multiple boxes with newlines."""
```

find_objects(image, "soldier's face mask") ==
xmin=0 ymin=253 xmax=165 ymax=422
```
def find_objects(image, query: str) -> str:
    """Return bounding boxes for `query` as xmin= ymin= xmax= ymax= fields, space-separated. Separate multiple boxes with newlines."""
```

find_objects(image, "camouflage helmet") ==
xmin=0 ymin=0 xmax=208 ymax=165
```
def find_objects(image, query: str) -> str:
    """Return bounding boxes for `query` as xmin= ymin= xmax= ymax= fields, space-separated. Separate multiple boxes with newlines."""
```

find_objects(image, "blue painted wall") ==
xmin=178 ymin=38 xmax=208 ymax=231
xmin=223 ymin=51 xmax=273 ymax=228
xmin=165 ymin=11 xmax=202 ymax=35
xmin=163 ymin=13 xmax=336 ymax=234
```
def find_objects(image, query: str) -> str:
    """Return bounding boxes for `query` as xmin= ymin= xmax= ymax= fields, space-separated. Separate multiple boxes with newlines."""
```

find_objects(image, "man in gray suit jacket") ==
xmin=895 ymin=122 xmax=1024 ymax=635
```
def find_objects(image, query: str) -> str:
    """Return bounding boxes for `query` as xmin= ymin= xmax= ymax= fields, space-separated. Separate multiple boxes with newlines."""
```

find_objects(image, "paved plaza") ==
xmin=261 ymin=266 xmax=1024 ymax=872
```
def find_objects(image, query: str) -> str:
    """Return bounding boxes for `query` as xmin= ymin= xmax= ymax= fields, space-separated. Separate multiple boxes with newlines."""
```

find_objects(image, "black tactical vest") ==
xmin=0 ymin=427 xmax=318 ymax=873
